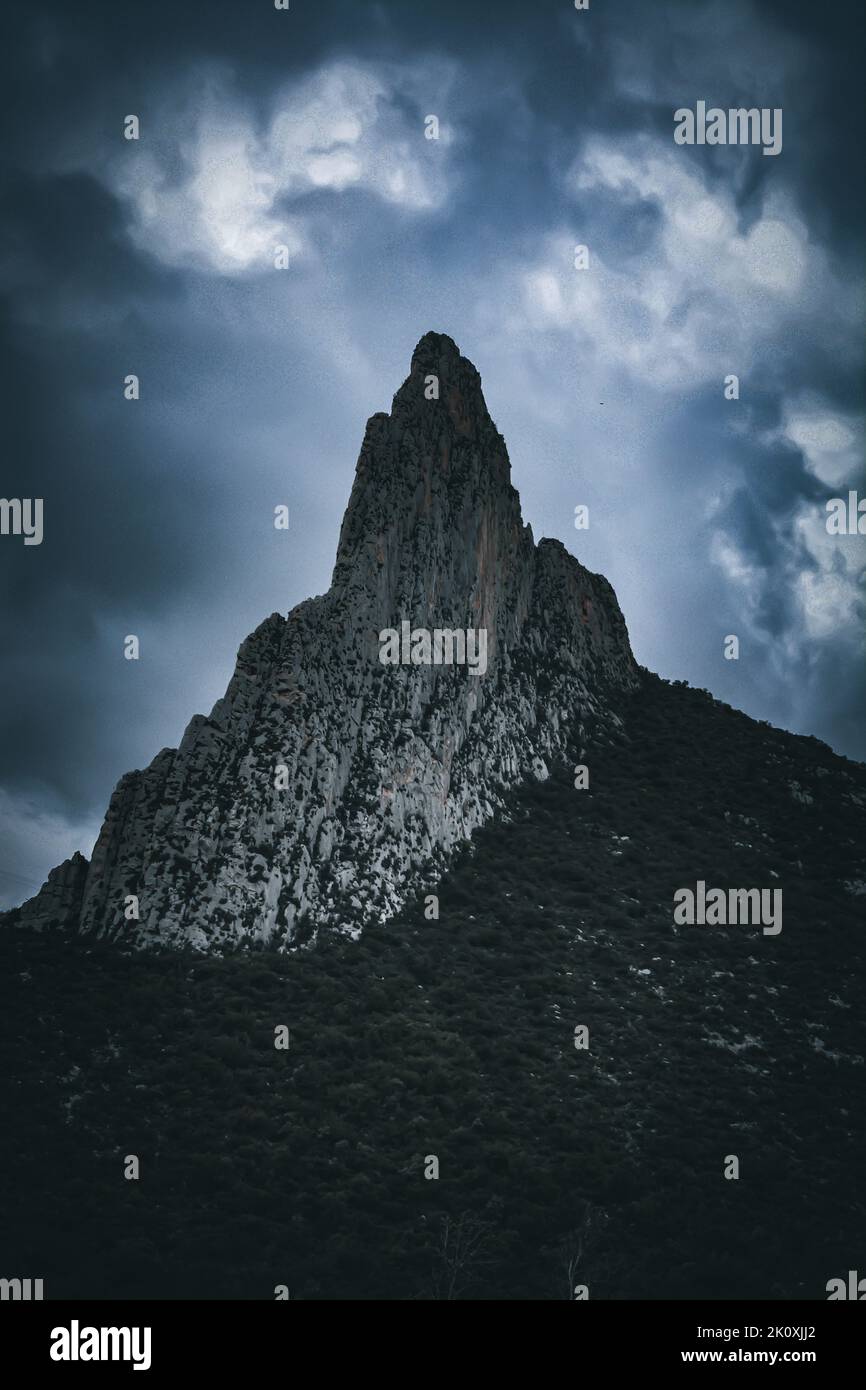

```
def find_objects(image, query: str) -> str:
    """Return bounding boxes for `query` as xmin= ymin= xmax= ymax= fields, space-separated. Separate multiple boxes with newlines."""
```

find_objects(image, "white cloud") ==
xmin=517 ymin=134 xmax=856 ymax=390
xmin=710 ymin=495 xmax=865 ymax=648
xmin=793 ymin=502 xmax=866 ymax=640
xmin=100 ymin=60 xmax=457 ymax=274
xmin=780 ymin=401 xmax=864 ymax=487
xmin=710 ymin=533 xmax=759 ymax=589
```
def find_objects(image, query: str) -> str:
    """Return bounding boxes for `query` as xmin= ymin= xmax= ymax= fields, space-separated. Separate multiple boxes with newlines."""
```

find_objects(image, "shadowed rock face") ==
xmin=7 ymin=333 xmax=637 ymax=950
xmin=9 ymin=851 xmax=90 ymax=935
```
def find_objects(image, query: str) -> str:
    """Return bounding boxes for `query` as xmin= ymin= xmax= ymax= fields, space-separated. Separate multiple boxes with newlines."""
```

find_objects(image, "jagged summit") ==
xmin=6 ymin=334 xmax=637 ymax=950
xmin=413 ymin=329 xmax=461 ymax=359
xmin=331 ymin=333 xmax=533 ymax=679
xmin=398 ymin=330 xmax=492 ymax=428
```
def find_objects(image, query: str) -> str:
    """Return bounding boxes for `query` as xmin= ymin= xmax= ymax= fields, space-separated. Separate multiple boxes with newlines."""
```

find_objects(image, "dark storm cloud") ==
xmin=1 ymin=0 xmax=863 ymax=905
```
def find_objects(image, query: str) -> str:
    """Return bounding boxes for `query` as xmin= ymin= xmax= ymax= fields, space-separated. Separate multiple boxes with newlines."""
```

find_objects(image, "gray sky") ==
xmin=1 ymin=0 xmax=864 ymax=907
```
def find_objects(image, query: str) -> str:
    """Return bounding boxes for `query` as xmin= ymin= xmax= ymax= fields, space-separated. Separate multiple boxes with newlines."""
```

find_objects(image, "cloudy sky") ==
xmin=1 ymin=0 xmax=864 ymax=907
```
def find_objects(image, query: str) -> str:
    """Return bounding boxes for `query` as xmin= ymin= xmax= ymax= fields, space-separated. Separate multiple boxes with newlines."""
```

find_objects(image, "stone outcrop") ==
xmin=7 ymin=333 xmax=637 ymax=949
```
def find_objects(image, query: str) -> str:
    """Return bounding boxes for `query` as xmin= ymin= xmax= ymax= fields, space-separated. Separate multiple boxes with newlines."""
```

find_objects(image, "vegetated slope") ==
xmin=2 ymin=671 xmax=864 ymax=1300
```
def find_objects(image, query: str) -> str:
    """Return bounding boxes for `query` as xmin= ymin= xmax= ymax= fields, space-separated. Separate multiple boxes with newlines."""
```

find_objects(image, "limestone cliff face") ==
xmin=9 ymin=333 xmax=637 ymax=950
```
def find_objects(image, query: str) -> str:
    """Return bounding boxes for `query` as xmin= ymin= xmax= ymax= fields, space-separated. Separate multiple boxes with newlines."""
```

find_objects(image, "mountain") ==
xmin=2 ymin=672 xmax=864 ymax=1298
xmin=6 ymin=332 xmax=636 ymax=950
xmin=4 ymin=333 xmax=865 ymax=1299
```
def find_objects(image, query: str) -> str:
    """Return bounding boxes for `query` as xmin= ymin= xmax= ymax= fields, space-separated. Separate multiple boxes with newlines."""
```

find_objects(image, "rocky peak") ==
xmin=331 ymin=332 xmax=528 ymax=665
xmin=6 ymin=334 xmax=637 ymax=951
xmin=396 ymin=330 xmax=495 ymax=435
xmin=5 ymin=850 xmax=89 ymax=933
